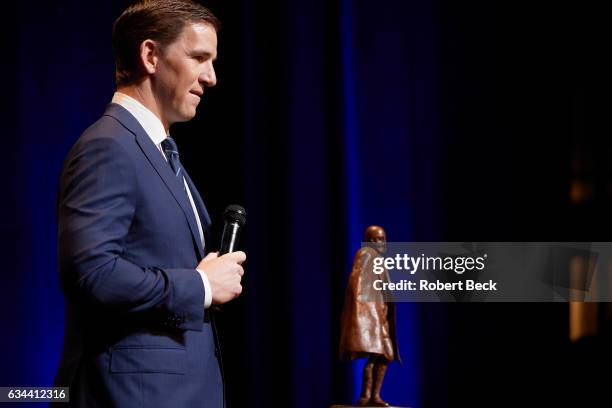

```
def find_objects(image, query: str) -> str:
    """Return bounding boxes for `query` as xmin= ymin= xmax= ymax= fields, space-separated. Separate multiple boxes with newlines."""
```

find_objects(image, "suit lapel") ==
xmin=103 ymin=103 xmax=205 ymax=258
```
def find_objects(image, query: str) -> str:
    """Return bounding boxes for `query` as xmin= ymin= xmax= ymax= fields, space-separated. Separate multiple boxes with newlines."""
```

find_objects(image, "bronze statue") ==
xmin=339 ymin=226 xmax=400 ymax=407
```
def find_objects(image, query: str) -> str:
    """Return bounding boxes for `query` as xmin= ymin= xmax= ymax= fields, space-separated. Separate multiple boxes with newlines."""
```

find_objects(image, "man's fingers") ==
xmin=222 ymin=250 xmax=246 ymax=264
xmin=207 ymin=251 xmax=246 ymax=306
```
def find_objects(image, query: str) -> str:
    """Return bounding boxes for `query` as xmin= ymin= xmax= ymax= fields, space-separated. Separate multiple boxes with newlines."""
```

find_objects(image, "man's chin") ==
xmin=174 ymin=109 xmax=197 ymax=123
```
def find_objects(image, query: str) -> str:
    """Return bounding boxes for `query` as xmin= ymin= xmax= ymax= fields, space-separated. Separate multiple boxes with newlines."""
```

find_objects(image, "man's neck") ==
xmin=116 ymin=84 xmax=170 ymax=132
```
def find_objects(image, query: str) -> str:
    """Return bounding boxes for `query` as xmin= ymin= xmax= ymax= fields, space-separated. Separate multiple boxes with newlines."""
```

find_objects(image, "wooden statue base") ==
xmin=331 ymin=405 xmax=410 ymax=408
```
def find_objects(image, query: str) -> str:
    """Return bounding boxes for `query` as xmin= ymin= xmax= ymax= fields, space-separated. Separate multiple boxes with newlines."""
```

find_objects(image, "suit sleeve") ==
xmin=57 ymin=136 xmax=204 ymax=331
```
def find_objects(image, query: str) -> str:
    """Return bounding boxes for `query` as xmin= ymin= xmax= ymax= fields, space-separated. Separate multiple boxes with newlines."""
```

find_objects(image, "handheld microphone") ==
xmin=219 ymin=205 xmax=246 ymax=255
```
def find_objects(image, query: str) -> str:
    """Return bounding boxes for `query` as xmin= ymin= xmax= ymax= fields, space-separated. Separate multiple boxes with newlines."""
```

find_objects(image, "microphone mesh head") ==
xmin=223 ymin=204 xmax=246 ymax=227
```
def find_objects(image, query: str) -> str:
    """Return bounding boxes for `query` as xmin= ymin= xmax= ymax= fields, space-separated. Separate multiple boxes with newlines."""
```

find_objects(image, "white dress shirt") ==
xmin=112 ymin=92 xmax=213 ymax=309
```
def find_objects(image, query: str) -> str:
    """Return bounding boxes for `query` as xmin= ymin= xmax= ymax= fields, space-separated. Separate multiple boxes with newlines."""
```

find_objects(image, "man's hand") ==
xmin=197 ymin=251 xmax=246 ymax=305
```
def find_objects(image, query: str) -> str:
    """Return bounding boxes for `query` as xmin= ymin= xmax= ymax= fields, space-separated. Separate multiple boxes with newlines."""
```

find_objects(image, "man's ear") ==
xmin=139 ymin=39 xmax=159 ymax=75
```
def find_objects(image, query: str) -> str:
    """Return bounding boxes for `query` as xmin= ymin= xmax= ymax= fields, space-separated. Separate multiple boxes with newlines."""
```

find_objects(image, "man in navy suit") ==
xmin=54 ymin=1 xmax=245 ymax=406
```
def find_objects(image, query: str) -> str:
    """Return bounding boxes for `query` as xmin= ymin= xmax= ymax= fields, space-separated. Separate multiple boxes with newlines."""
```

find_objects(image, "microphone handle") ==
xmin=213 ymin=221 xmax=241 ymax=313
xmin=220 ymin=221 xmax=240 ymax=255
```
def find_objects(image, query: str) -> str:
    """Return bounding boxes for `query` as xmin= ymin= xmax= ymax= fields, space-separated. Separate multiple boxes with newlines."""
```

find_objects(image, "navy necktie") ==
xmin=161 ymin=137 xmax=185 ymax=189
xmin=161 ymin=136 xmax=204 ymax=248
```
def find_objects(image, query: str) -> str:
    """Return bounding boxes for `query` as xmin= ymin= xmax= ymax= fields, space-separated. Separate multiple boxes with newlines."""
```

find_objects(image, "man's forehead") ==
xmin=178 ymin=22 xmax=217 ymax=49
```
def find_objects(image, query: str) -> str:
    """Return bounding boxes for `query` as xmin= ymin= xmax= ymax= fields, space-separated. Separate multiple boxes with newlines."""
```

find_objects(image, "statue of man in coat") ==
xmin=339 ymin=225 xmax=400 ymax=407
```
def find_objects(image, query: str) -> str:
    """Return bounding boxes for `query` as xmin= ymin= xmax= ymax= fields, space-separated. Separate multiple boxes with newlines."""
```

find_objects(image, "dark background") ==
xmin=3 ymin=0 xmax=611 ymax=407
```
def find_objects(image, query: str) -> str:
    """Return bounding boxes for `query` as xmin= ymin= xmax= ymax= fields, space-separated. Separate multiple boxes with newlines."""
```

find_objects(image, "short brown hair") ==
xmin=112 ymin=0 xmax=220 ymax=87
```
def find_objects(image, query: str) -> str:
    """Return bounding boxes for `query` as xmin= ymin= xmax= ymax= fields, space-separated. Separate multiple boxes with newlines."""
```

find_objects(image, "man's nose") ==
xmin=200 ymin=63 xmax=217 ymax=87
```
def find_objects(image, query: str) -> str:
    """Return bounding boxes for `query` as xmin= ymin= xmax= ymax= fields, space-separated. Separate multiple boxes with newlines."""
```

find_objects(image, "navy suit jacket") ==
xmin=54 ymin=103 xmax=223 ymax=407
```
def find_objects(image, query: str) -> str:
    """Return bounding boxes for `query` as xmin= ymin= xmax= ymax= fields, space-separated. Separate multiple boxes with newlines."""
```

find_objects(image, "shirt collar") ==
xmin=111 ymin=92 xmax=168 ymax=146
